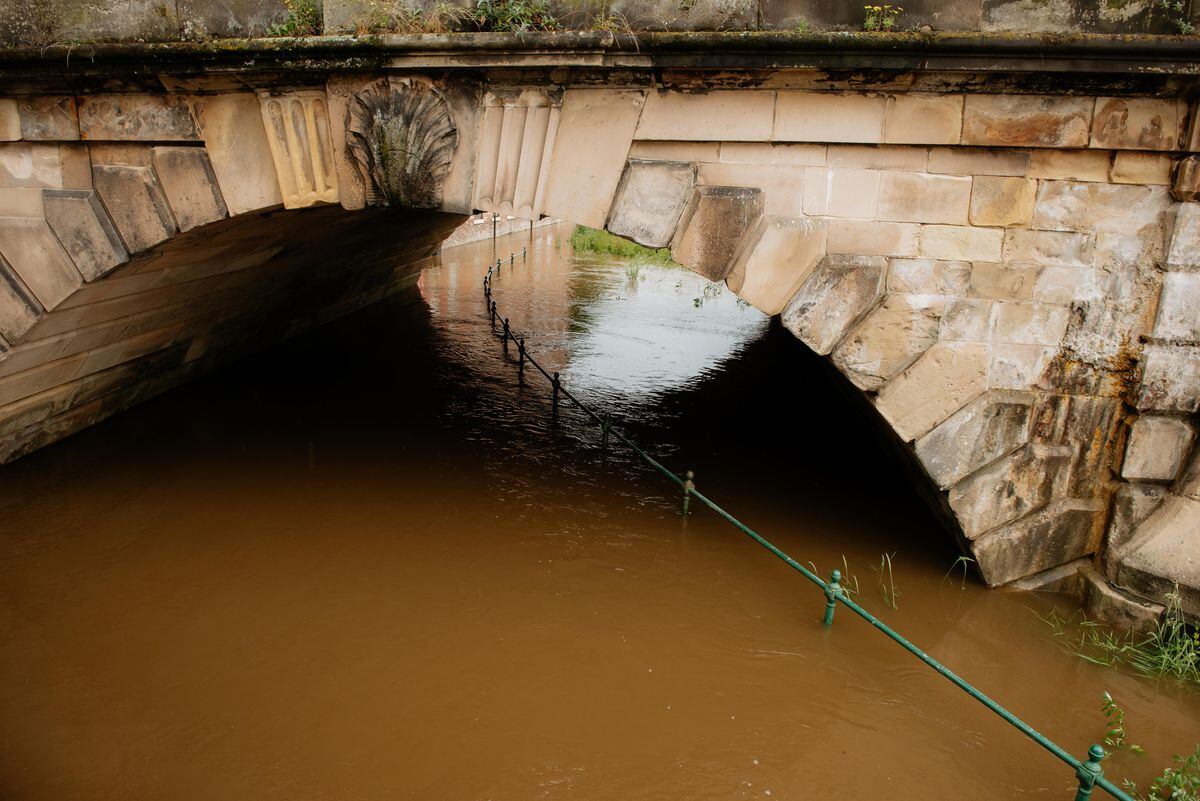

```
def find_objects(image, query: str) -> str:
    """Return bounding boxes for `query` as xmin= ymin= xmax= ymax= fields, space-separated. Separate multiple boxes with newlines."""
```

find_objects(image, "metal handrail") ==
xmin=480 ymin=250 xmax=1133 ymax=801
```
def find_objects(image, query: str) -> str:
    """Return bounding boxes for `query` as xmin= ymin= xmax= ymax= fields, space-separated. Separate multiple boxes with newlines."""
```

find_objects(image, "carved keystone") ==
xmin=347 ymin=79 xmax=458 ymax=209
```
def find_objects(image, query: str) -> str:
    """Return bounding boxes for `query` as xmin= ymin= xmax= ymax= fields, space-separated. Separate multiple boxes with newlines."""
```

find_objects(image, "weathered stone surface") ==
xmin=606 ymin=159 xmax=696 ymax=249
xmin=875 ymin=341 xmax=990 ymax=441
xmin=0 ymin=143 xmax=64 ymax=188
xmin=720 ymin=142 xmax=825 ymax=166
xmin=1003 ymin=229 xmax=1094 ymax=266
xmin=878 ymin=172 xmax=971 ymax=224
xmin=1027 ymin=148 xmax=1110 ymax=182
xmin=962 ymin=95 xmax=1092 ymax=148
xmin=989 ymin=343 xmax=1056 ymax=389
xmin=1137 ymin=344 xmax=1200 ymax=413
xmin=968 ymin=261 xmax=1037 ymax=300
xmin=725 ymin=215 xmax=827 ymax=315
xmin=940 ymin=298 xmax=992 ymax=342
xmin=882 ymin=94 xmax=963 ymax=145
xmin=1153 ymin=271 xmax=1200 ymax=341
xmin=832 ymin=294 xmax=942 ymax=391
xmin=542 ymin=89 xmax=644 ymax=229
xmin=698 ymin=162 xmax=805 ymax=217
xmin=993 ymin=301 xmax=1070 ymax=346
xmin=191 ymin=93 xmax=284 ymax=216
xmin=1171 ymin=156 xmax=1200 ymax=203
xmin=915 ymin=389 xmax=1033 ymax=489
xmin=972 ymin=498 xmax=1103 ymax=587
xmin=1116 ymin=494 xmax=1200 ymax=617
xmin=827 ymin=220 xmax=919 ymax=257
xmin=1167 ymin=202 xmax=1200 ymax=266
xmin=949 ymin=443 xmax=1074 ymax=538
xmin=635 ymin=91 xmax=774 ymax=142
xmin=1122 ymin=416 xmax=1195 ymax=481
xmin=919 ymin=225 xmax=1003 ymax=261
xmin=888 ymin=258 xmax=969 ymax=295
xmin=671 ymin=185 xmax=763 ymax=282
xmin=1105 ymin=482 xmax=1167 ymax=556
xmin=0 ymin=217 xmax=81 ymax=309
xmin=0 ymin=253 xmax=41 ymax=342
xmin=258 ymin=91 xmax=340 ymax=210
xmin=633 ymin=141 xmax=721 ymax=162
xmin=780 ymin=254 xmax=885 ymax=355
xmin=1032 ymin=181 xmax=1169 ymax=233
xmin=927 ymin=147 xmax=1028 ymax=176
xmin=0 ymin=187 xmax=42 ymax=217
xmin=1110 ymin=152 xmax=1171 ymax=185
xmin=801 ymin=167 xmax=879 ymax=218
xmin=826 ymin=145 xmax=925 ymax=171
xmin=1090 ymin=98 xmax=1186 ymax=151
xmin=969 ymin=176 xmax=1036 ymax=227
xmin=43 ymin=189 xmax=128 ymax=282
xmin=1181 ymin=447 xmax=1200 ymax=502
xmin=1032 ymin=264 xmax=1103 ymax=305
xmin=150 ymin=147 xmax=228 ymax=232
xmin=91 ymin=164 xmax=178 ymax=254
xmin=0 ymin=100 xmax=17 ymax=141
xmin=1082 ymin=568 xmax=1164 ymax=632
xmin=774 ymin=93 xmax=885 ymax=144
xmin=17 ymin=97 xmax=78 ymax=141
xmin=78 ymin=95 xmax=198 ymax=141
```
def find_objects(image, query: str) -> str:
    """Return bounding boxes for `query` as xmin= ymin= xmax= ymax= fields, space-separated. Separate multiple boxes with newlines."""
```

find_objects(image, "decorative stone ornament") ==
xmin=347 ymin=79 xmax=458 ymax=209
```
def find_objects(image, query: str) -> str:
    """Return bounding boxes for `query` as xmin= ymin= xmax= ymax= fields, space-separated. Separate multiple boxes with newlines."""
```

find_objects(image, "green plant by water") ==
xmin=569 ymin=226 xmax=679 ymax=266
xmin=1096 ymin=692 xmax=1199 ymax=801
xmin=863 ymin=4 xmax=902 ymax=30
xmin=872 ymin=551 xmax=900 ymax=609
xmin=1038 ymin=587 xmax=1200 ymax=687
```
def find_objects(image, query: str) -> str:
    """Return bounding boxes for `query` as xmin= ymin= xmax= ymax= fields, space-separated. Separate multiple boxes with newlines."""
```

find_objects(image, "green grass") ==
xmin=569 ymin=226 xmax=680 ymax=267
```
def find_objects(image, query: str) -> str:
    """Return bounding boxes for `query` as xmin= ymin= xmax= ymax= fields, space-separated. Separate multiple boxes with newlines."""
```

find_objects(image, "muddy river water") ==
xmin=1 ymin=223 xmax=1197 ymax=800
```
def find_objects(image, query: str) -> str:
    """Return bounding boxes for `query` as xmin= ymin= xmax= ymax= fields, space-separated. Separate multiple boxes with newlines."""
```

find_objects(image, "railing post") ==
xmin=518 ymin=338 xmax=526 ymax=372
xmin=522 ymin=245 xmax=527 ymax=260
xmin=492 ymin=213 xmax=497 ymax=241
xmin=484 ymin=276 xmax=490 ymax=297
xmin=1074 ymin=745 xmax=1105 ymax=801
xmin=600 ymin=416 xmax=611 ymax=449
xmin=551 ymin=372 xmax=561 ymax=416
xmin=502 ymin=318 xmax=510 ymax=351
xmin=824 ymin=569 xmax=843 ymax=626
xmin=509 ymin=253 xmax=515 ymax=267
xmin=681 ymin=470 xmax=695 ymax=516
xmin=490 ymin=300 xmax=497 ymax=325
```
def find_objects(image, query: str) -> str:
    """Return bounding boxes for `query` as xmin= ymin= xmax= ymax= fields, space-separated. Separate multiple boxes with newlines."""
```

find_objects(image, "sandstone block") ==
xmin=962 ymin=95 xmax=1092 ymax=148
xmin=774 ymin=93 xmax=886 ymax=144
xmin=915 ymin=389 xmax=1033 ymax=489
xmin=1110 ymin=152 xmax=1172 ymax=185
xmin=875 ymin=341 xmax=989 ymax=441
xmin=878 ymin=172 xmax=971 ymax=225
xmin=258 ymin=92 xmax=339 ymax=210
xmin=635 ymin=91 xmax=774 ymax=142
xmin=949 ymin=443 xmax=1074 ymax=538
xmin=801 ymin=167 xmax=879 ymax=218
xmin=1166 ymin=202 xmax=1200 ymax=266
xmin=1003 ymin=229 xmax=1094 ymax=266
xmin=150 ymin=147 xmax=229 ymax=233
xmin=1172 ymin=155 xmax=1200 ymax=202
xmin=698 ymin=163 xmax=805 ymax=217
xmin=919 ymin=225 xmax=1003 ymax=261
xmin=882 ymin=94 xmax=963 ymax=145
xmin=606 ymin=160 xmax=696 ymax=250
xmin=1153 ymin=271 xmax=1200 ymax=342
xmin=1137 ymin=344 xmax=1200 ymax=413
xmin=632 ymin=141 xmax=721 ymax=162
xmin=994 ymin=301 xmax=1070 ymax=346
xmin=78 ymin=94 xmax=198 ymax=141
xmin=542 ymin=89 xmax=644 ymax=229
xmin=927 ymin=147 xmax=1029 ymax=177
xmin=0 ymin=217 xmax=82 ymax=309
xmin=1082 ymin=568 xmax=1165 ymax=632
xmin=972 ymin=498 xmax=1103 ymax=587
xmin=726 ymin=215 xmax=827 ymax=315
xmin=191 ymin=93 xmax=284 ymax=216
xmin=969 ymin=176 xmax=1036 ymax=227
xmin=1115 ymin=494 xmax=1200 ymax=617
xmin=989 ymin=343 xmax=1056 ymax=389
xmin=17 ymin=97 xmax=79 ymax=141
xmin=1032 ymin=264 xmax=1103 ymax=305
xmin=1032 ymin=181 xmax=1169 ymax=233
xmin=1091 ymin=98 xmax=1186 ymax=151
xmin=0 ymin=143 xmax=64 ymax=188
xmin=0 ymin=254 xmax=41 ymax=342
xmin=887 ymin=258 xmax=970 ymax=295
xmin=670 ymin=186 xmax=763 ymax=282
xmin=968 ymin=261 xmax=1037 ymax=300
xmin=832 ymin=294 xmax=943 ymax=390
xmin=42 ymin=189 xmax=128 ymax=282
xmin=780 ymin=254 xmax=886 ymax=355
xmin=1122 ymin=416 xmax=1195 ymax=482
xmin=826 ymin=145 xmax=926 ymax=172
xmin=1027 ymin=149 xmax=1110 ymax=181
xmin=0 ymin=100 xmax=18 ymax=141
xmin=0 ymin=188 xmax=42 ymax=217
xmin=91 ymin=164 xmax=178 ymax=254
xmin=719 ymin=142 xmax=824 ymax=166
xmin=940 ymin=298 xmax=993 ymax=342
xmin=1105 ymin=483 xmax=1167 ymax=556
xmin=827 ymin=220 xmax=919 ymax=257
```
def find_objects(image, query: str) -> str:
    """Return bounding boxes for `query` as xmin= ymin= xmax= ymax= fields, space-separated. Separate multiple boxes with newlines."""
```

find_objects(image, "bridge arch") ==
xmin=1 ymin=52 xmax=1198 ymax=604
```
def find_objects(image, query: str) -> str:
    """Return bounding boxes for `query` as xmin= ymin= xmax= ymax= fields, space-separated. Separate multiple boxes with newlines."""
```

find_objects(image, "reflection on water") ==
xmin=0 ymin=222 xmax=1197 ymax=801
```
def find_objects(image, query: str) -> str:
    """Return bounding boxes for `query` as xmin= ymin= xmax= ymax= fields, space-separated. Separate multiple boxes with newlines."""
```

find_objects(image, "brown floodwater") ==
xmin=0 ymin=222 xmax=1197 ymax=801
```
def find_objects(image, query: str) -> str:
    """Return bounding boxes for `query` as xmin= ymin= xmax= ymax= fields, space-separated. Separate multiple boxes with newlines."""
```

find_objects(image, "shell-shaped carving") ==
xmin=347 ymin=79 xmax=458 ymax=209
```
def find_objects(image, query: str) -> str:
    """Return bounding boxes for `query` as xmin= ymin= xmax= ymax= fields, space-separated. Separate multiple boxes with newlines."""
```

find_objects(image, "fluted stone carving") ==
xmin=347 ymin=79 xmax=458 ymax=209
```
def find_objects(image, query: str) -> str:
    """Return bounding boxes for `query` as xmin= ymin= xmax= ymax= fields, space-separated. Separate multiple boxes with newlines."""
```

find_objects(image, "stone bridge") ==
xmin=1 ymin=33 xmax=1198 ymax=620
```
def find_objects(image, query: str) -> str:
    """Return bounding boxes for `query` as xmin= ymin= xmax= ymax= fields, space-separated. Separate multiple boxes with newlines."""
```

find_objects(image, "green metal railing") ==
xmin=480 ymin=249 xmax=1132 ymax=801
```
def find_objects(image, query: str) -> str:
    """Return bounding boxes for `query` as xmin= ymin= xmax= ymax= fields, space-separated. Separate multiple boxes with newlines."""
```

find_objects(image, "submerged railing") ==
xmin=481 ymin=249 xmax=1132 ymax=801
